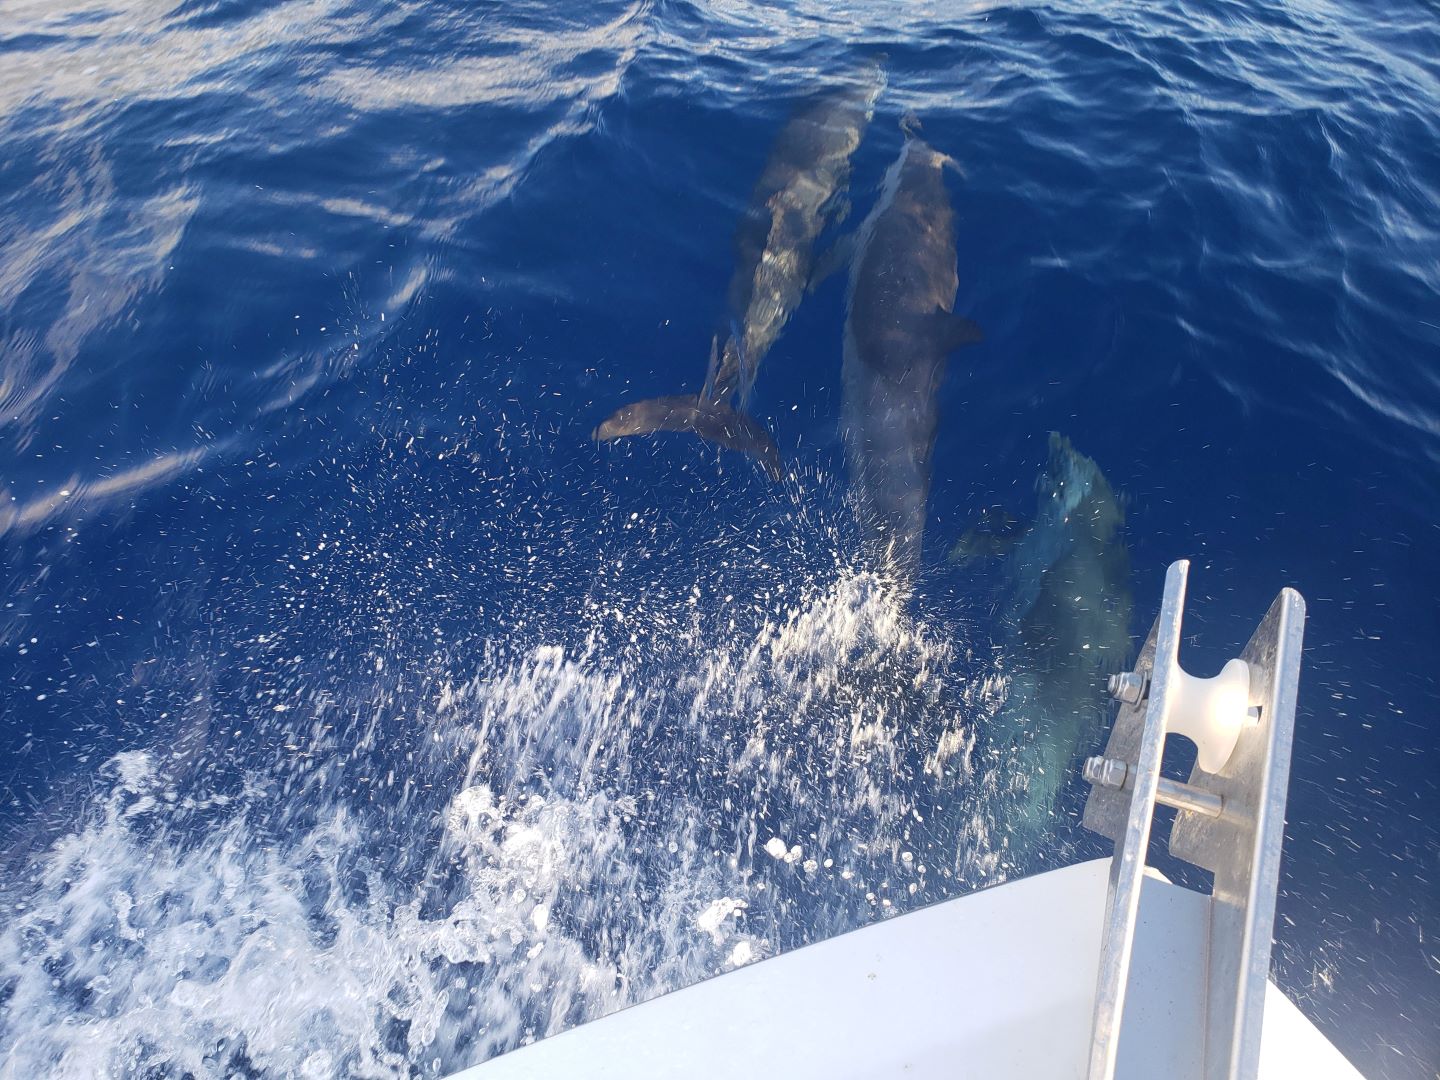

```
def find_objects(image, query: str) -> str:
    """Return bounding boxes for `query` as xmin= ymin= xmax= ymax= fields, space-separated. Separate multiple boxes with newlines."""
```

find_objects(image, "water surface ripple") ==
xmin=1 ymin=0 xmax=1437 ymax=1077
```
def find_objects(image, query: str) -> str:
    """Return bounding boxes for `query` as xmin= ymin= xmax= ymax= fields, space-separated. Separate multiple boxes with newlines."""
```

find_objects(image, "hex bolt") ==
xmin=1083 ymin=755 xmax=1130 ymax=790
xmin=1107 ymin=671 xmax=1147 ymax=706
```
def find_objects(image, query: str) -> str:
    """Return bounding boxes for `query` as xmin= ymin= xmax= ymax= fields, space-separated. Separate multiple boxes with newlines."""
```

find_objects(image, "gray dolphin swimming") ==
xmin=596 ymin=71 xmax=884 ymax=479
xmin=841 ymin=124 xmax=983 ymax=578
xmin=965 ymin=433 xmax=1133 ymax=847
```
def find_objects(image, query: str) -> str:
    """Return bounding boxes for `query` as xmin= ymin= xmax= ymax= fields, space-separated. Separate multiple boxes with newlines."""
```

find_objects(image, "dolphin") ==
xmin=841 ymin=124 xmax=983 ymax=579
xmin=596 ymin=70 xmax=884 ymax=479
xmin=980 ymin=433 xmax=1133 ymax=847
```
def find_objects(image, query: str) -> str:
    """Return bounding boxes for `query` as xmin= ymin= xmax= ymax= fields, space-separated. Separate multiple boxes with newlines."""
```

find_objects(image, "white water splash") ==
xmin=0 ymin=567 xmax=1009 ymax=1078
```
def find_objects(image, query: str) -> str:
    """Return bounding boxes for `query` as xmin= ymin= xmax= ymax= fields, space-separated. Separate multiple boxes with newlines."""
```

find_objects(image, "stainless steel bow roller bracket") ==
xmin=1080 ymin=559 xmax=1307 ymax=1080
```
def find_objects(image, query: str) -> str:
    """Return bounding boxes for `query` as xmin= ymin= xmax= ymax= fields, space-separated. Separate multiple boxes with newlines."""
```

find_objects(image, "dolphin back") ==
xmin=595 ymin=395 xmax=782 ymax=481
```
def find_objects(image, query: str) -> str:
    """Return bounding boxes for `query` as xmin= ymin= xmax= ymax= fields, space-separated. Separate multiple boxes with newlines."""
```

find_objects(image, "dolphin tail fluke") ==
xmin=594 ymin=394 xmax=782 ymax=481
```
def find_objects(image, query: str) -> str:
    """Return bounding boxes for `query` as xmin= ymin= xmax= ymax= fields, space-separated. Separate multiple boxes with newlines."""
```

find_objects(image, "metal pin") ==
xmin=1155 ymin=777 xmax=1224 ymax=819
xmin=1084 ymin=756 xmax=1224 ymax=818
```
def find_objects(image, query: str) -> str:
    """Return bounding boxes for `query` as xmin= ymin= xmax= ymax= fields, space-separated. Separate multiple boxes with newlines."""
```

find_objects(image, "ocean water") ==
xmin=1 ymin=0 xmax=1437 ymax=1077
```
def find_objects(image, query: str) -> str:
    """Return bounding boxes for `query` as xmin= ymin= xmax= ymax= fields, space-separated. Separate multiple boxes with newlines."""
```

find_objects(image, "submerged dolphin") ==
xmin=596 ymin=71 xmax=884 ymax=479
xmin=842 ymin=124 xmax=983 ymax=578
xmin=975 ymin=434 xmax=1133 ymax=845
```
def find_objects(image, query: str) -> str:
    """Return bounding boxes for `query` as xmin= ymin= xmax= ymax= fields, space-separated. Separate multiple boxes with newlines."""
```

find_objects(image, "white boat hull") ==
xmin=449 ymin=858 xmax=1360 ymax=1080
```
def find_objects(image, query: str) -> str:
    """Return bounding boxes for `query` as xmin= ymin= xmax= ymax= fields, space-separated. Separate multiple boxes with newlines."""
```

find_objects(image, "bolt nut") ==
xmin=1108 ymin=671 xmax=1147 ymax=706
xmin=1083 ymin=755 xmax=1130 ymax=790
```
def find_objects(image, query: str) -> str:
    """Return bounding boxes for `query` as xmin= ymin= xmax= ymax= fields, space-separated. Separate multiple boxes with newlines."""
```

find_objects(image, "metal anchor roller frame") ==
xmin=1081 ymin=559 xmax=1307 ymax=1080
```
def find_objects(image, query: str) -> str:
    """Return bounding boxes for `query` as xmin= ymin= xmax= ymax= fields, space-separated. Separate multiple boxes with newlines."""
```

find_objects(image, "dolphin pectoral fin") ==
xmin=594 ymin=394 xmax=783 ymax=482
xmin=949 ymin=531 xmax=999 ymax=566
xmin=948 ymin=505 xmax=1028 ymax=564
xmin=931 ymin=310 xmax=984 ymax=352
xmin=950 ymin=315 xmax=984 ymax=347
xmin=807 ymin=232 xmax=857 ymax=294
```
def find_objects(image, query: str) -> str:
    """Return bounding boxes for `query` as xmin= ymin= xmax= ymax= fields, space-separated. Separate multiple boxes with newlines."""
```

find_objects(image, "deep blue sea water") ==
xmin=2 ymin=0 xmax=1438 ymax=1077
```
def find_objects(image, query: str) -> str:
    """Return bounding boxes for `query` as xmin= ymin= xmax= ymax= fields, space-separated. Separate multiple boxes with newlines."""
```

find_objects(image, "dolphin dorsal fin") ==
xmin=931 ymin=310 xmax=984 ymax=352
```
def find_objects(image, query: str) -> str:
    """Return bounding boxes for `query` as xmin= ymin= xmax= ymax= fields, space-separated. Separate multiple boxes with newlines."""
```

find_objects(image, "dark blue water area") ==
xmin=2 ymin=0 xmax=1438 ymax=1076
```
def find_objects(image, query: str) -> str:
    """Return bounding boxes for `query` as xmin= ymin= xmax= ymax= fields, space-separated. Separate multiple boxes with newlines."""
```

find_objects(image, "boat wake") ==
xmin=0 ymin=552 xmax=1012 ymax=1078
